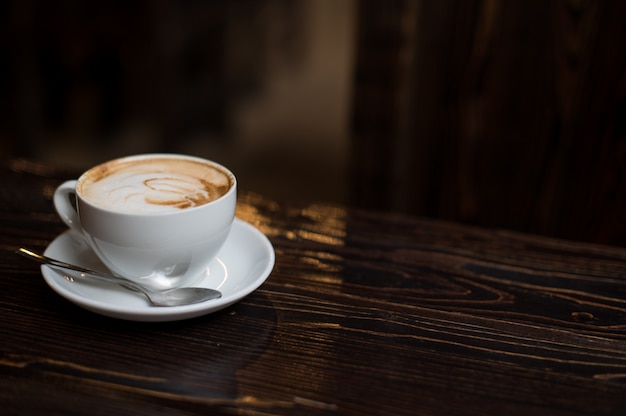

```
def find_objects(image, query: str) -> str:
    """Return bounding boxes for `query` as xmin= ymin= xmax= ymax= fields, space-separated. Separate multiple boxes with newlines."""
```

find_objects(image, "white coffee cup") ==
xmin=53 ymin=153 xmax=237 ymax=291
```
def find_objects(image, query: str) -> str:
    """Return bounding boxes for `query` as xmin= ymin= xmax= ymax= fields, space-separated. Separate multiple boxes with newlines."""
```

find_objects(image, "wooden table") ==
xmin=1 ymin=159 xmax=626 ymax=415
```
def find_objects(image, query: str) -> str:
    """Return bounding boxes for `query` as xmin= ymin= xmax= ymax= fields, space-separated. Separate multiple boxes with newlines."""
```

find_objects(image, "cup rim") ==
xmin=75 ymin=153 xmax=237 ymax=217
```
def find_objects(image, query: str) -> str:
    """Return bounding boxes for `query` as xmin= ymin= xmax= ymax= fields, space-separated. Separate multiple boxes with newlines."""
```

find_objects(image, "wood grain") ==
xmin=1 ymin=160 xmax=626 ymax=415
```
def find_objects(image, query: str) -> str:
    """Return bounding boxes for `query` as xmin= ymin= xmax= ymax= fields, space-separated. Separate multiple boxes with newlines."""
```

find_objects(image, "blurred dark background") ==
xmin=0 ymin=0 xmax=354 ymax=206
xmin=1 ymin=0 xmax=625 ymax=247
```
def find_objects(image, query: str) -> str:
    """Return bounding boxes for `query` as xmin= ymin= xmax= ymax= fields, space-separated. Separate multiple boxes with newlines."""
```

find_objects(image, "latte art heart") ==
xmin=78 ymin=157 xmax=232 ymax=214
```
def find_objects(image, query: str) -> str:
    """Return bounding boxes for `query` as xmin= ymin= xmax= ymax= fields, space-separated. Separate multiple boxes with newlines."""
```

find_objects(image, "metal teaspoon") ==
xmin=17 ymin=248 xmax=222 ymax=307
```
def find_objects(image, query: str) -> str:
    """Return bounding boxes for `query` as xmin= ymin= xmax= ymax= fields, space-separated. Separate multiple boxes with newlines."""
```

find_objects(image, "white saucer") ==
xmin=41 ymin=219 xmax=275 ymax=322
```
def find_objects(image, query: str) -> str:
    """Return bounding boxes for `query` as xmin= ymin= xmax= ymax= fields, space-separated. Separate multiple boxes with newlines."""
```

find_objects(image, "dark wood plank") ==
xmin=1 ymin=160 xmax=626 ymax=415
xmin=351 ymin=0 xmax=626 ymax=247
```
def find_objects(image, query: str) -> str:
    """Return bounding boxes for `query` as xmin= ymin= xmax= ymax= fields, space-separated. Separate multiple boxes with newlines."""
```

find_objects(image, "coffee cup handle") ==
xmin=53 ymin=180 xmax=83 ymax=234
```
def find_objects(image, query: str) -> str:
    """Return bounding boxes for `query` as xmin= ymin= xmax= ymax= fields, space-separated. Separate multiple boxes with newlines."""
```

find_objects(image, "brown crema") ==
xmin=143 ymin=177 xmax=229 ymax=208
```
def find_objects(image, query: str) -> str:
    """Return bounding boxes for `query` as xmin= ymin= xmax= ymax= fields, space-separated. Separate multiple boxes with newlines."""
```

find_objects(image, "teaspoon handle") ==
xmin=16 ymin=247 xmax=144 ymax=291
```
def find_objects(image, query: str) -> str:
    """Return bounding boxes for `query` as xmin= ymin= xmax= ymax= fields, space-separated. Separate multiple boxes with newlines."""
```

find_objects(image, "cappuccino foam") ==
xmin=78 ymin=157 xmax=232 ymax=213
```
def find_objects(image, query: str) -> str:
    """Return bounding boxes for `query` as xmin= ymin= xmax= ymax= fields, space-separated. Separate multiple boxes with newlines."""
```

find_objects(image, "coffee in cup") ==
xmin=54 ymin=154 xmax=237 ymax=291
xmin=78 ymin=156 xmax=231 ymax=213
